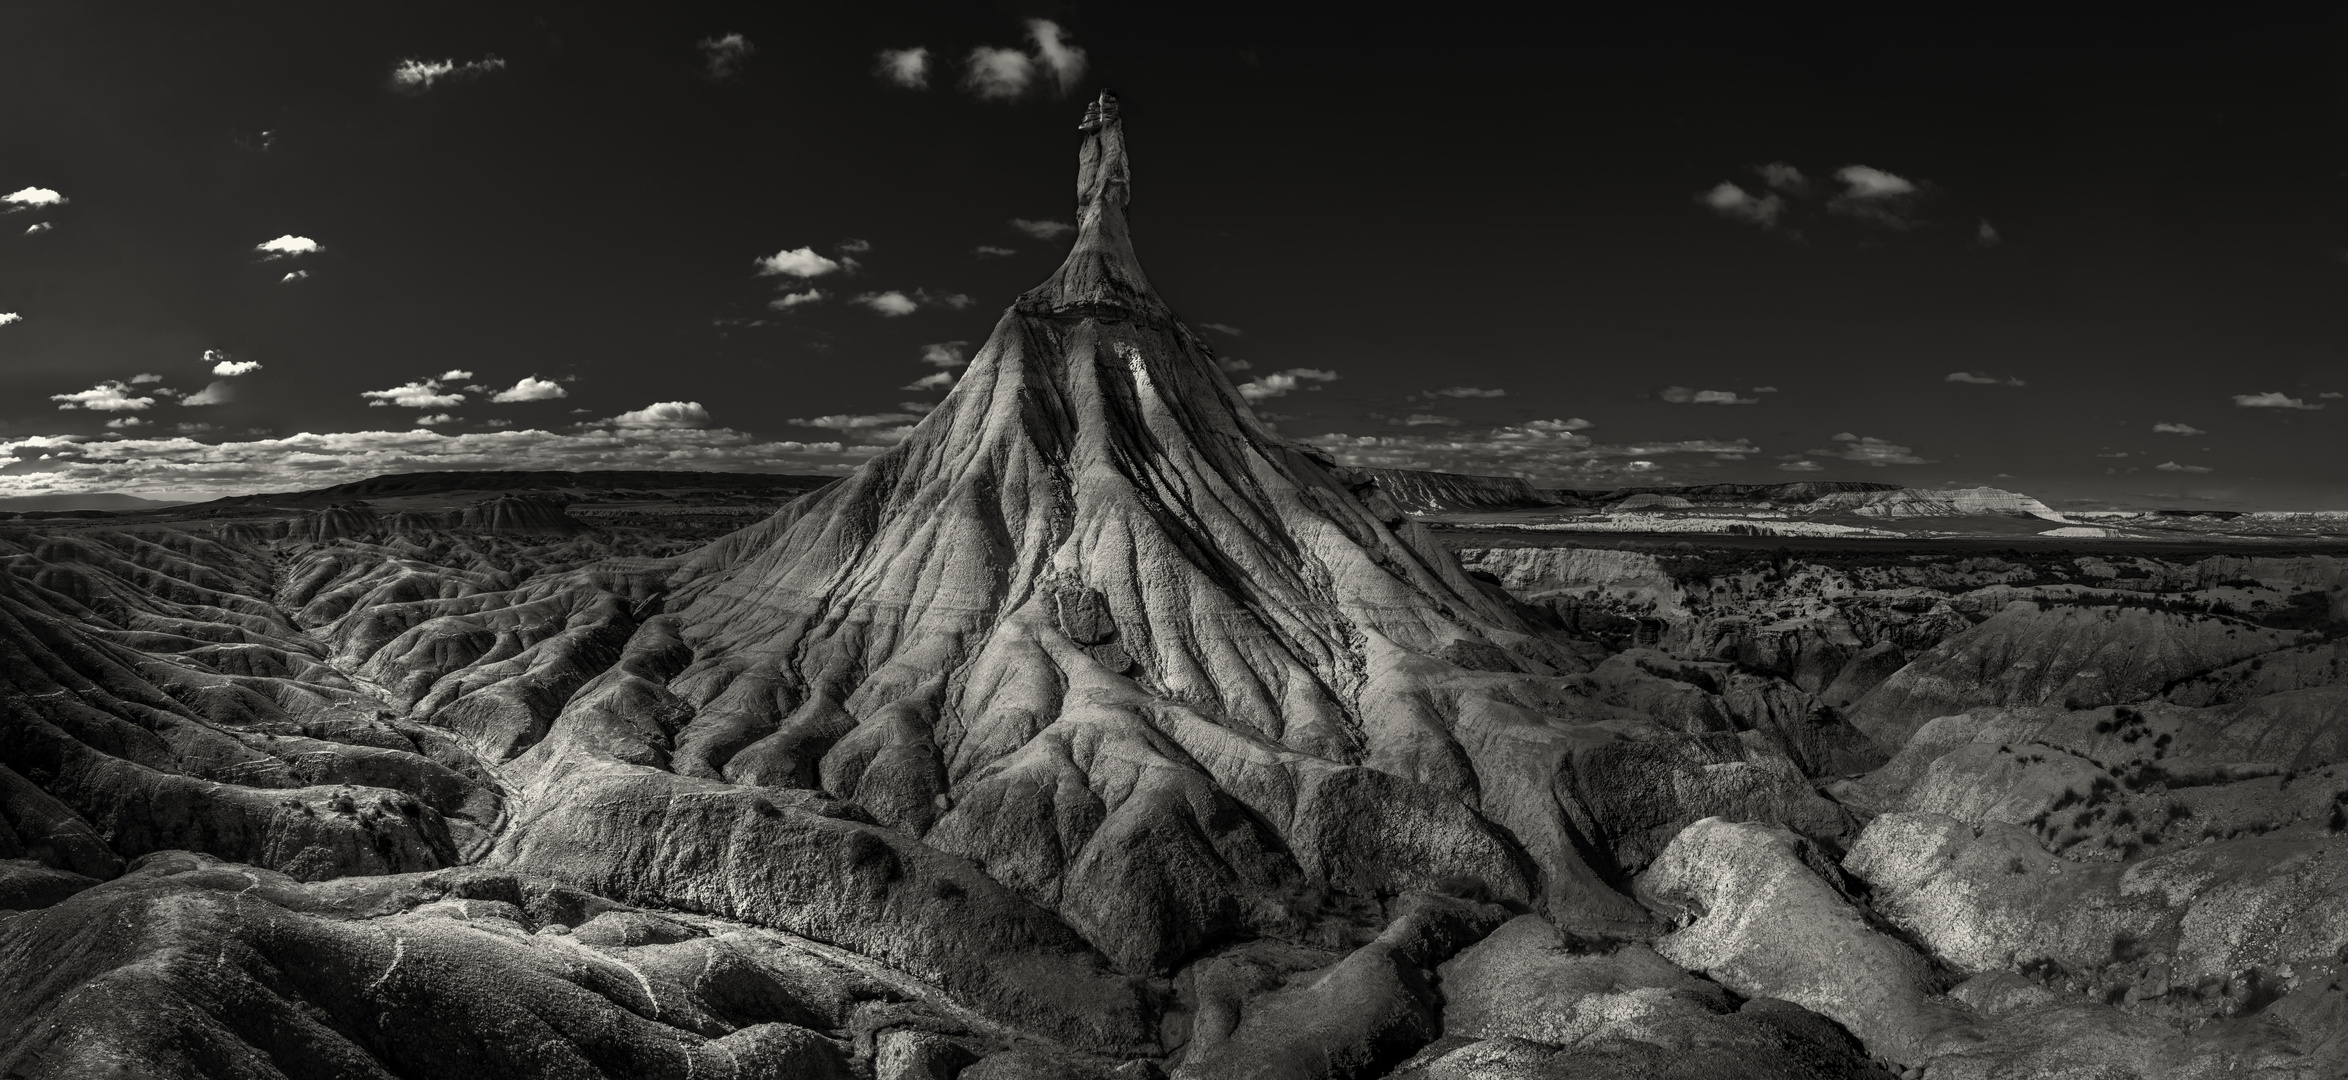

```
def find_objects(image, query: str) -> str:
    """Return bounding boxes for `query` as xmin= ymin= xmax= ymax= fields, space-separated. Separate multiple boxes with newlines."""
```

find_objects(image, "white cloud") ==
xmin=485 ymin=418 xmax=513 ymax=428
xmin=1197 ymin=322 xmax=1244 ymax=337
xmin=1835 ymin=165 xmax=1915 ymax=198
xmin=791 ymin=412 xmax=918 ymax=431
xmin=490 ymin=376 xmax=568 ymax=403
xmin=602 ymin=401 xmax=712 ymax=429
xmin=391 ymin=56 xmax=505 ymax=92
xmin=1830 ymin=165 xmax=1926 ymax=230
xmin=1752 ymin=386 xmax=1779 ymax=393
xmin=254 ymin=235 xmax=321 ymax=258
xmin=1025 ymin=19 xmax=1087 ymax=95
xmin=1218 ymin=358 xmax=1251 ymax=372
xmin=914 ymin=287 xmax=973 ymax=310
xmin=853 ymin=291 xmax=919 ymax=316
xmin=699 ymin=33 xmax=754 ymax=79
xmin=1237 ymin=367 xmax=1340 ymax=401
xmin=2152 ymin=422 xmax=2206 ymax=436
xmin=280 ymin=270 xmax=308 ymax=283
xmin=1806 ymin=434 xmax=1932 ymax=466
xmin=51 ymin=381 xmax=156 ymax=412
xmin=963 ymin=46 xmax=1034 ymax=100
xmin=1432 ymin=386 xmax=1506 ymax=398
xmin=2156 ymin=461 xmax=2213 ymax=474
xmin=129 ymin=373 xmax=164 ymax=384
xmin=1699 ymin=182 xmax=1785 ymax=228
xmin=181 ymin=381 xmax=235 ymax=406
xmin=360 ymin=378 xmax=465 ymax=409
xmin=414 ymin=413 xmax=455 ymax=427
xmin=0 ymin=425 xmax=883 ymax=501
xmin=1945 ymin=371 xmax=2025 ymax=386
xmin=1010 ymin=218 xmax=1074 ymax=240
xmin=3 ymin=187 xmax=64 ymax=208
xmin=0 ymin=313 xmax=18 ymax=326
xmin=439 ymin=369 xmax=472 ymax=381
xmin=837 ymin=238 xmax=872 ymax=254
xmin=920 ymin=341 xmax=969 ymax=368
xmin=755 ymin=246 xmax=842 ymax=278
xmin=2233 ymin=391 xmax=2323 ymax=410
xmin=1755 ymin=163 xmax=1807 ymax=193
xmin=1305 ymin=420 xmax=1747 ymax=483
xmin=875 ymin=47 xmax=931 ymax=89
xmin=1393 ymin=414 xmax=1460 ymax=427
xmin=973 ymin=245 xmax=1018 ymax=258
xmin=24 ymin=222 xmax=53 ymax=235
xmin=174 ymin=423 xmax=217 ymax=435
xmin=2323 ymin=392 xmax=2345 ymax=399
xmin=769 ymin=289 xmax=825 ymax=310
xmin=1977 ymin=220 xmax=2001 ymax=247
xmin=1776 ymin=459 xmax=1825 ymax=472
xmin=209 ymin=352 xmax=262 ymax=376
xmin=903 ymin=372 xmax=954 ymax=391
xmin=1660 ymin=386 xmax=1758 ymax=405
xmin=106 ymin=417 xmax=147 ymax=429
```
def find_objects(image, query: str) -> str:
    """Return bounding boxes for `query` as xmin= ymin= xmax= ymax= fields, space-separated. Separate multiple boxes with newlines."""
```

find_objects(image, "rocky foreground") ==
xmin=6 ymin=94 xmax=2348 ymax=1079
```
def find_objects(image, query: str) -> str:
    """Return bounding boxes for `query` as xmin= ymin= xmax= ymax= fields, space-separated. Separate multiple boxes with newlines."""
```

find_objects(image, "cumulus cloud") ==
xmin=1976 ymin=220 xmax=2002 ymax=247
xmin=129 ymin=373 xmax=164 ymax=384
xmin=972 ymin=245 xmax=1017 ymax=258
xmin=875 ymin=47 xmax=931 ymax=89
xmin=790 ymin=412 xmax=918 ymax=431
xmin=181 ymin=381 xmax=235 ymax=407
xmin=440 ymin=369 xmax=472 ymax=381
xmin=1806 ymin=433 xmax=1932 ymax=466
xmin=280 ymin=270 xmax=308 ymax=283
xmin=1756 ymin=163 xmax=1807 ymax=193
xmin=490 ymin=376 xmax=567 ymax=403
xmin=755 ymin=246 xmax=842 ymax=278
xmin=919 ymin=341 xmax=969 ymax=368
xmin=3 ymin=187 xmax=64 ymax=210
xmin=51 ymin=381 xmax=156 ymax=412
xmin=1025 ymin=20 xmax=1087 ymax=94
xmin=903 ymin=372 xmax=954 ymax=391
xmin=1432 ymin=386 xmax=1506 ymax=398
xmin=914 ymin=287 xmax=973 ymax=310
xmin=208 ymin=352 xmax=262 ymax=376
xmin=2324 ymin=392 xmax=2345 ymax=399
xmin=1776 ymin=459 xmax=1825 ymax=472
xmin=1218 ymin=358 xmax=1251 ymax=373
xmin=769 ymin=289 xmax=824 ymax=310
xmin=360 ymin=378 xmax=465 ymax=409
xmin=105 ymin=417 xmax=147 ymax=429
xmin=0 ymin=425 xmax=885 ymax=501
xmin=602 ymin=401 xmax=712 ymax=429
xmin=698 ymin=33 xmax=754 ymax=79
xmin=1392 ymin=414 xmax=1460 ymax=427
xmin=1699 ymin=182 xmax=1785 ymax=229
xmin=2156 ymin=461 xmax=2213 ymax=474
xmin=1236 ymin=367 xmax=1340 ymax=402
xmin=837 ymin=238 xmax=872 ymax=254
xmin=1945 ymin=371 xmax=2025 ymax=386
xmin=391 ymin=56 xmax=505 ymax=92
xmin=2152 ymin=422 xmax=2206 ymax=436
xmin=0 ymin=313 xmax=18 ymax=326
xmin=1011 ymin=218 xmax=1074 ymax=240
xmin=2233 ymin=391 xmax=2323 ymax=410
xmin=1196 ymin=322 xmax=1244 ymax=337
xmin=413 ymin=413 xmax=455 ymax=427
xmin=1753 ymin=386 xmax=1779 ymax=393
xmin=24 ymin=222 xmax=53 ymax=235
xmin=255 ymin=235 xmax=321 ymax=258
xmin=1829 ymin=165 xmax=1927 ymax=230
xmin=1660 ymin=386 xmax=1759 ymax=405
xmin=963 ymin=46 xmax=1033 ymax=99
xmin=853 ymin=291 xmax=919 ymax=316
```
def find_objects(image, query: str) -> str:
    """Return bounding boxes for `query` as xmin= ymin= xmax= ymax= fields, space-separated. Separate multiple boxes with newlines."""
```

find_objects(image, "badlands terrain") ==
xmin=6 ymin=94 xmax=2348 ymax=1079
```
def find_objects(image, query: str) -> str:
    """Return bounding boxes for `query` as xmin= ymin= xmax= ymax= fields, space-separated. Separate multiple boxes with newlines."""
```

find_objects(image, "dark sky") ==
xmin=2 ymin=3 xmax=2343 ymax=507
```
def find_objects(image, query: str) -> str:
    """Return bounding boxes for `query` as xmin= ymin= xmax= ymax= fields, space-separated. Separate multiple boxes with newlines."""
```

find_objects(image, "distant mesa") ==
xmin=0 ymin=492 xmax=189 ymax=513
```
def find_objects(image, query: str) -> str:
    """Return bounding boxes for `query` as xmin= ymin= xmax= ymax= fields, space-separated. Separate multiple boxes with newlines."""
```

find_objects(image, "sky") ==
xmin=2 ymin=4 xmax=2344 ymax=509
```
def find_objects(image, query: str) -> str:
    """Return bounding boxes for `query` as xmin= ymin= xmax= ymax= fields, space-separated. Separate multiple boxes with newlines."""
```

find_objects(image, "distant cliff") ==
xmin=1348 ymin=468 xmax=1559 ymax=512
